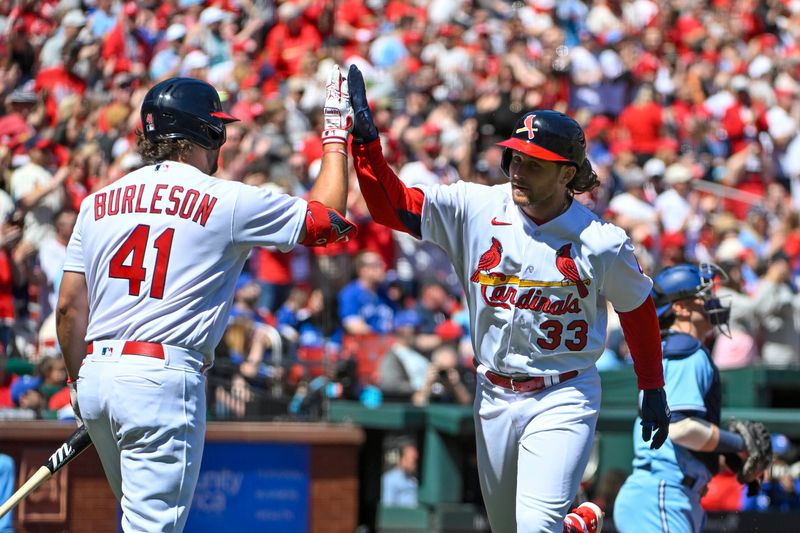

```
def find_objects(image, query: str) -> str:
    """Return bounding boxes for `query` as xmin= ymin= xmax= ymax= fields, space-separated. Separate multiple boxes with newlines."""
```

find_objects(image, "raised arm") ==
xmin=348 ymin=65 xmax=425 ymax=238
xmin=298 ymin=65 xmax=357 ymax=247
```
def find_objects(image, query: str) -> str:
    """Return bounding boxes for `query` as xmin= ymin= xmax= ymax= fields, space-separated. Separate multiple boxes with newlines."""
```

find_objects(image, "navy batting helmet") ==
xmin=498 ymin=110 xmax=587 ymax=177
xmin=651 ymin=263 xmax=731 ymax=332
xmin=141 ymin=77 xmax=239 ymax=150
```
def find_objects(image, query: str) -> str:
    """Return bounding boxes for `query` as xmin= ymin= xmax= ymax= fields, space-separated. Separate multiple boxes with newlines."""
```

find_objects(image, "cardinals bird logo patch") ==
xmin=555 ymin=243 xmax=589 ymax=298
xmin=471 ymin=237 xmax=503 ymax=282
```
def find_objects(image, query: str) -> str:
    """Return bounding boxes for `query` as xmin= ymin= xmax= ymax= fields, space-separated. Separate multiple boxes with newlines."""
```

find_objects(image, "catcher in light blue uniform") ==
xmin=614 ymin=264 xmax=757 ymax=533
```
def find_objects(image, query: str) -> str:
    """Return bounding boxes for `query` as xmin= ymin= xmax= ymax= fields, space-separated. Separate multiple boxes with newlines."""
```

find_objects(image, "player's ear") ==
xmin=561 ymin=164 xmax=577 ymax=185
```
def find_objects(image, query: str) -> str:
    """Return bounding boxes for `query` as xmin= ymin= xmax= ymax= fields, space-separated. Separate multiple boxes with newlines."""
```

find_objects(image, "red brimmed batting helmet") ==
xmin=141 ymin=77 xmax=239 ymax=150
xmin=498 ymin=110 xmax=588 ymax=177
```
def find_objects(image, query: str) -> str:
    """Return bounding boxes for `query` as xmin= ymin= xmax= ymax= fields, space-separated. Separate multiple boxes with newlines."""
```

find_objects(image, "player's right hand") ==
xmin=640 ymin=387 xmax=670 ymax=449
xmin=347 ymin=64 xmax=379 ymax=144
xmin=68 ymin=380 xmax=84 ymax=428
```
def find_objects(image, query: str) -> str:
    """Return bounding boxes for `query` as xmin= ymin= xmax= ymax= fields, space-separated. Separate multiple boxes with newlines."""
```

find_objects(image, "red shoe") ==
xmin=563 ymin=502 xmax=604 ymax=533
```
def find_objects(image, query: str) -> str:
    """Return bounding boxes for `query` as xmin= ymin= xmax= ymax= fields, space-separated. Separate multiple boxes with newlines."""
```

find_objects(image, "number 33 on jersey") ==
xmin=419 ymin=181 xmax=652 ymax=376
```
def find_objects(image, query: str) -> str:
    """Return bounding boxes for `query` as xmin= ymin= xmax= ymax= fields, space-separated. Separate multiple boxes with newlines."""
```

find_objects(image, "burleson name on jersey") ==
xmin=94 ymin=184 xmax=218 ymax=227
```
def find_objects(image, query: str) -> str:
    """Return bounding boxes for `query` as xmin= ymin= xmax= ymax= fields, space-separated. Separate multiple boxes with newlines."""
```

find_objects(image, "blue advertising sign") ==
xmin=185 ymin=442 xmax=310 ymax=533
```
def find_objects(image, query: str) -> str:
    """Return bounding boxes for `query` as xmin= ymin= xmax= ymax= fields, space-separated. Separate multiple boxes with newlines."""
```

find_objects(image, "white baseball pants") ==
xmin=474 ymin=365 xmax=601 ymax=533
xmin=77 ymin=341 xmax=207 ymax=533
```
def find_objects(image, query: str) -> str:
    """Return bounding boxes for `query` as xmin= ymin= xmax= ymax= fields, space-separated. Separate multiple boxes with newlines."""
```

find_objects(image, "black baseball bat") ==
xmin=0 ymin=426 xmax=93 ymax=518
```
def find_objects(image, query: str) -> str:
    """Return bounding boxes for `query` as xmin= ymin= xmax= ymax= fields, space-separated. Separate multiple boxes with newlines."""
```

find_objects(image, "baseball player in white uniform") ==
xmin=346 ymin=65 xmax=671 ymax=533
xmin=55 ymin=68 xmax=355 ymax=532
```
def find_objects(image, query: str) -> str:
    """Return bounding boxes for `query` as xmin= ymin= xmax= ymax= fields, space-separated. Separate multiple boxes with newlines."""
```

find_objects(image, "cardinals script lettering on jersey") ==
xmin=472 ymin=238 xmax=588 ymax=315
xmin=481 ymin=285 xmax=582 ymax=314
xmin=94 ymin=184 xmax=218 ymax=227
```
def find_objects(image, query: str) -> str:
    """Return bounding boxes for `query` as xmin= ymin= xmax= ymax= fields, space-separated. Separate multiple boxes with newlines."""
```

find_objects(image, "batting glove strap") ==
xmin=322 ymin=128 xmax=350 ymax=145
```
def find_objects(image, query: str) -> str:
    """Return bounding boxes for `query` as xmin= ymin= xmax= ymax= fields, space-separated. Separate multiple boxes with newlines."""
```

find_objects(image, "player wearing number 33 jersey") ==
xmin=347 ymin=65 xmax=671 ymax=533
xmin=56 ymin=71 xmax=355 ymax=532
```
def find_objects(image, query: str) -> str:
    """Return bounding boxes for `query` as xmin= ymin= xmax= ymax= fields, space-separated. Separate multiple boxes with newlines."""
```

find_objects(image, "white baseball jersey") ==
xmin=419 ymin=181 xmax=652 ymax=376
xmin=63 ymin=161 xmax=307 ymax=363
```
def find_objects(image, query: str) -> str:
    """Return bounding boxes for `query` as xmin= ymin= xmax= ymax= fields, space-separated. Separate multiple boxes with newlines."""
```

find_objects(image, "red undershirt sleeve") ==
xmin=617 ymin=296 xmax=665 ymax=390
xmin=351 ymin=139 xmax=425 ymax=238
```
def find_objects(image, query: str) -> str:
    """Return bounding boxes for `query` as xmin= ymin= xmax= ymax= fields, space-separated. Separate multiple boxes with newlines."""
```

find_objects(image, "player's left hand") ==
xmin=640 ymin=387 xmax=670 ymax=449
xmin=321 ymin=64 xmax=353 ymax=145
xmin=348 ymin=64 xmax=379 ymax=144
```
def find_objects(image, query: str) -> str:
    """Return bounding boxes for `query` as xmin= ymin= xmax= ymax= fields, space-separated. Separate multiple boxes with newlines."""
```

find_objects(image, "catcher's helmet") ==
xmin=140 ymin=77 xmax=239 ymax=150
xmin=651 ymin=263 xmax=731 ymax=332
xmin=498 ymin=110 xmax=587 ymax=177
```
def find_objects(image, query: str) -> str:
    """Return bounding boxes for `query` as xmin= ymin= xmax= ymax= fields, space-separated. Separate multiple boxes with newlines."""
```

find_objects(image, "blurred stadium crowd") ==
xmin=1 ymin=0 xmax=800 ymax=503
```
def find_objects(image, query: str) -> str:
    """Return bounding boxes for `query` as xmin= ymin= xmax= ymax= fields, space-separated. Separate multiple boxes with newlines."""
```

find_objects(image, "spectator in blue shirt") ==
xmin=338 ymin=251 xmax=395 ymax=336
xmin=381 ymin=439 xmax=419 ymax=508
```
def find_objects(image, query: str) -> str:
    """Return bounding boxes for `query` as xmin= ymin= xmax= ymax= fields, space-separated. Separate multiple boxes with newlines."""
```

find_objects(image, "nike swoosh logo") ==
xmin=491 ymin=217 xmax=512 ymax=226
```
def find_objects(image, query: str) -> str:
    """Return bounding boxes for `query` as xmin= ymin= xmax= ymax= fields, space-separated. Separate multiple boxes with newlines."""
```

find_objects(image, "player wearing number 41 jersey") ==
xmin=56 ymin=70 xmax=356 ymax=533
xmin=347 ymin=65 xmax=671 ymax=533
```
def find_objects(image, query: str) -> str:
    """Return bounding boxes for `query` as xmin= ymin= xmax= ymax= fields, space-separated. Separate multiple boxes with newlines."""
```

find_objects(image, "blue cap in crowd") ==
xmin=11 ymin=375 xmax=42 ymax=405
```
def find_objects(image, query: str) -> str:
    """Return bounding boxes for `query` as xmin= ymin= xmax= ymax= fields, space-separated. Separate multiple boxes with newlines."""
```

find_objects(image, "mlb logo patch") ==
xmin=101 ymin=347 xmax=114 ymax=357
xmin=145 ymin=113 xmax=155 ymax=132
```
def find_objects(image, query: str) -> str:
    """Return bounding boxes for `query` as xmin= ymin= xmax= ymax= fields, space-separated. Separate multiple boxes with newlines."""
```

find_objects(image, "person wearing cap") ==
xmin=614 ymin=263 xmax=752 ymax=533
xmin=9 ymin=135 xmax=67 ymax=249
xmin=10 ymin=374 xmax=43 ymax=411
xmin=56 ymin=67 xmax=355 ymax=532
xmin=149 ymin=23 xmax=187 ymax=81
xmin=346 ymin=65 xmax=669 ymax=533
xmin=656 ymin=163 xmax=696 ymax=235
xmin=39 ymin=9 xmax=87 ymax=69
xmin=608 ymin=164 xmax=658 ymax=233
xmin=199 ymin=6 xmax=232 ymax=69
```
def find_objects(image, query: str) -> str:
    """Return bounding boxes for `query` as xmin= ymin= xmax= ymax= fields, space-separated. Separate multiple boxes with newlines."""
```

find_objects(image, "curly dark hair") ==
xmin=567 ymin=159 xmax=600 ymax=194
xmin=135 ymin=130 xmax=194 ymax=165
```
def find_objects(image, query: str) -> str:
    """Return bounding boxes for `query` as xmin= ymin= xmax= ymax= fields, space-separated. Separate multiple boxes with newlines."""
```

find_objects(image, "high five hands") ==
xmin=347 ymin=65 xmax=379 ymax=144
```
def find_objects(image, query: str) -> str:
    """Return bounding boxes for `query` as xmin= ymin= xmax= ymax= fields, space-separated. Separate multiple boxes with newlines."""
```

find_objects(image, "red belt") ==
xmin=86 ymin=341 xmax=165 ymax=359
xmin=484 ymin=369 xmax=578 ymax=393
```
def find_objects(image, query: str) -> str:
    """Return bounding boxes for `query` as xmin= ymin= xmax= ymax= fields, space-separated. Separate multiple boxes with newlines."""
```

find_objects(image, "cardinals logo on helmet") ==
xmin=555 ymin=243 xmax=589 ymax=298
xmin=471 ymin=237 xmax=503 ymax=282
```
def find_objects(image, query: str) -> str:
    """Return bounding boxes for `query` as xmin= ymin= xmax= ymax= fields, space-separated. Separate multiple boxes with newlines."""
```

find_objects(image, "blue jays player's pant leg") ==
xmin=79 ymin=354 xmax=206 ymax=533
xmin=475 ymin=367 xmax=601 ymax=533
xmin=0 ymin=454 xmax=15 ymax=533
xmin=614 ymin=471 xmax=704 ymax=533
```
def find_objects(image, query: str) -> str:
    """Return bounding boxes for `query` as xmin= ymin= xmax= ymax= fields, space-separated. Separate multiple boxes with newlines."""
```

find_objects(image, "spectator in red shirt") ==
xmin=721 ymin=76 xmax=768 ymax=155
xmin=34 ymin=43 xmax=87 ymax=127
xmin=101 ymin=2 xmax=152 ymax=77
xmin=263 ymin=2 xmax=322 ymax=79
xmin=618 ymin=84 xmax=664 ymax=164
